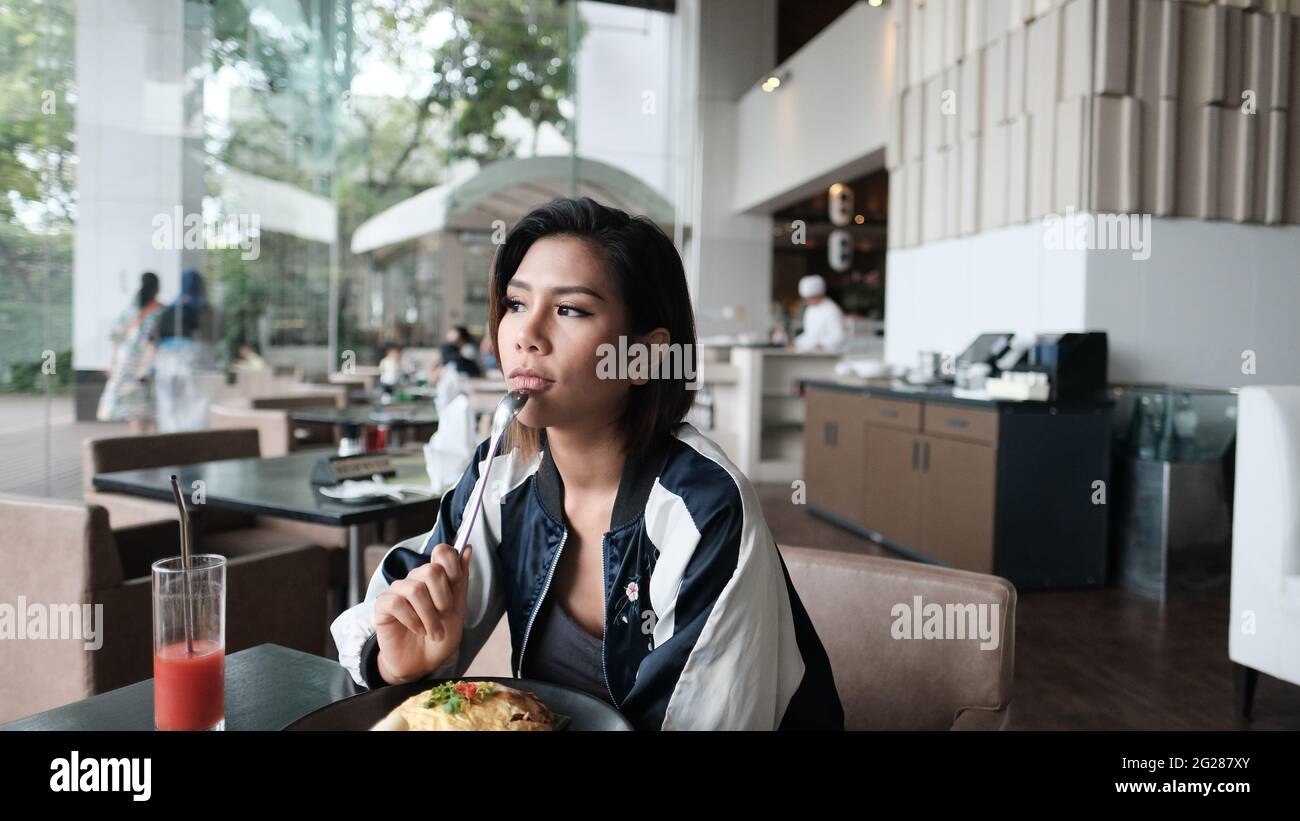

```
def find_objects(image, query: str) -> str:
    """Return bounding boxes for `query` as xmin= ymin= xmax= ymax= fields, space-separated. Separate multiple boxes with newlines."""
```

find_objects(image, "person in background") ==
xmin=440 ymin=326 xmax=483 ymax=378
xmin=153 ymin=270 xmax=215 ymax=432
xmin=454 ymin=326 xmax=479 ymax=363
xmin=97 ymin=271 xmax=164 ymax=433
xmin=378 ymin=342 xmax=404 ymax=389
xmin=792 ymin=274 xmax=845 ymax=353
xmin=233 ymin=343 xmax=266 ymax=370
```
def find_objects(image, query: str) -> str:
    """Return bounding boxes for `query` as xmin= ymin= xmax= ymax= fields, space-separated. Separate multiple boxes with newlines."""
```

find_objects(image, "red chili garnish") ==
xmin=455 ymin=682 xmax=478 ymax=698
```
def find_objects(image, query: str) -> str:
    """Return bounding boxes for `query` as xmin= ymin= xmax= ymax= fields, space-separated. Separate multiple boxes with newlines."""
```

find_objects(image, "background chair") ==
xmin=83 ymin=428 xmax=346 ymax=558
xmin=462 ymin=544 xmax=1017 ymax=730
xmin=84 ymin=428 xmax=264 ymax=533
xmin=1229 ymin=385 xmax=1300 ymax=719
xmin=0 ymin=493 xmax=334 ymax=724
xmin=210 ymin=394 xmax=342 ymax=457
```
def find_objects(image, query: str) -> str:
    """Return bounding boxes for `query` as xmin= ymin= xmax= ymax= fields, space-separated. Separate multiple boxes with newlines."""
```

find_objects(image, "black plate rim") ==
xmin=281 ymin=675 xmax=634 ymax=731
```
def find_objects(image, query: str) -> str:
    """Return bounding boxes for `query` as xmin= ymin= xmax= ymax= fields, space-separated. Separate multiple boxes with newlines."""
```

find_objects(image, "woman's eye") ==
xmin=501 ymin=296 xmax=525 ymax=312
xmin=556 ymin=304 xmax=591 ymax=318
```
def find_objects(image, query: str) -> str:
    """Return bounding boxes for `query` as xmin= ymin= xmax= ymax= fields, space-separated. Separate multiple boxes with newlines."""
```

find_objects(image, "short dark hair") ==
xmin=488 ymin=196 xmax=696 ymax=456
xmin=138 ymin=271 xmax=160 ymax=308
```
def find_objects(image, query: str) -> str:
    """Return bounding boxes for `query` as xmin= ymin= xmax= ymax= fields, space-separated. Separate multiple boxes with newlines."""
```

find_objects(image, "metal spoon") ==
xmin=450 ymin=389 xmax=529 ymax=555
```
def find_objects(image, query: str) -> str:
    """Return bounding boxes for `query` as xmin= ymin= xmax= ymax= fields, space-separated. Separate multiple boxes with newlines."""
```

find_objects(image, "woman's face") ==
xmin=497 ymin=236 xmax=633 ymax=434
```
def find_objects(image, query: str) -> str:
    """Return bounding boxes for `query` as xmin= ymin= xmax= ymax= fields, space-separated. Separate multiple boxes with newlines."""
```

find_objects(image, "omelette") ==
xmin=371 ymin=680 xmax=557 ymax=731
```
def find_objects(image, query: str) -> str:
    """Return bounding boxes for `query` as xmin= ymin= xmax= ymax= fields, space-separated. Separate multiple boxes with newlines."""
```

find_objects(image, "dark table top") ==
xmin=92 ymin=448 xmax=441 ymax=527
xmin=289 ymin=404 xmax=439 ymax=428
xmin=0 ymin=644 xmax=362 ymax=731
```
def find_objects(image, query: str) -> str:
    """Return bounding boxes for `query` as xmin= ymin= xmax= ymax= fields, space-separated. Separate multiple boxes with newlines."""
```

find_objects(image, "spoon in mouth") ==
xmin=450 ymin=389 xmax=530 ymax=555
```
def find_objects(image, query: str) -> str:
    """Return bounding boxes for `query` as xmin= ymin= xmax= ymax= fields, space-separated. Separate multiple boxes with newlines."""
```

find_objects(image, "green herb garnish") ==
xmin=424 ymin=680 xmax=498 ymax=714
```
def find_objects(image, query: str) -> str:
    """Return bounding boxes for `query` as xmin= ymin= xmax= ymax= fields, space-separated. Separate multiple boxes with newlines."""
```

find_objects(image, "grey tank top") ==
xmin=525 ymin=596 xmax=615 ymax=706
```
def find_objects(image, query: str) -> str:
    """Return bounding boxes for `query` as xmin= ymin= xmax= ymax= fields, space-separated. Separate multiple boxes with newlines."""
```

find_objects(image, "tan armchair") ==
xmin=216 ymin=368 xmax=325 ymax=404
xmin=463 ymin=544 xmax=1016 ymax=730
xmin=82 ymin=428 xmax=347 ymax=557
xmin=778 ymin=545 xmax=1015 ymax=730
xmin=0 ymin=493 xmax=334 ymax=724
xmin=329 ymin=368 xmax=379 ymax=393
xmin=210 ymin=395 xmax=342 ymax=457
xmin=83 ymin=429 xmax=263 ymax=532
xmin=210 ymin=404 xmax=300 ymax=458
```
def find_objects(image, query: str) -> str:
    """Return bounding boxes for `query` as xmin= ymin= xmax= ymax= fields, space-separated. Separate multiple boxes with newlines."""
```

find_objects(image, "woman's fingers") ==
xmin=397 ymin=578 xmax=442 ymax=641
xmin=375 ymin=591 xmax=425 ymax=638
xmin=425 ymin=565 xmax=455 ymax=615
xmin=378 ymin=544 xmax=474 ymax=645
xmin=427 ymin=543 xmax=464 ymax=588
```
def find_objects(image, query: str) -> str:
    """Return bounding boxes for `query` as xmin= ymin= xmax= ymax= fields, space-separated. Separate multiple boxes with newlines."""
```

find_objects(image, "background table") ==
xmin=0 ymin=645 xmax=362 ymax=731
xmin=93 ymin=449 xmax=442 ymax=605
xmin=290 ymin=404 xmax=438 ymax=448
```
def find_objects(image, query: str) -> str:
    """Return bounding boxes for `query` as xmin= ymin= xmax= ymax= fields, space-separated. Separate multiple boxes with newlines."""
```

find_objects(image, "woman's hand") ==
xmin=373 ymin=543 xmax=473 ymax=685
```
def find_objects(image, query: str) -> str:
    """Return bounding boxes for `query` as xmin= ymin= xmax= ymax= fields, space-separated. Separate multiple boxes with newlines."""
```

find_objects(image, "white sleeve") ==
xmin=329 ymin=534 xmax=423 ymax=687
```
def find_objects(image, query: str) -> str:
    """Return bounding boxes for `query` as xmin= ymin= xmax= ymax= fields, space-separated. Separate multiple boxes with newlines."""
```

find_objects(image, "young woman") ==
xmin=332 ymin=197 xmax=843 ymax=731
xmin=97 ymin=271 xmax=163 ymax=433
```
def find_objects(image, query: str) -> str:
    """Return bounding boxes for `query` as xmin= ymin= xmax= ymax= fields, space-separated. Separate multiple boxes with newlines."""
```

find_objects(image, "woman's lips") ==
xmin=508 ymin=374 xmax=553 ymax=392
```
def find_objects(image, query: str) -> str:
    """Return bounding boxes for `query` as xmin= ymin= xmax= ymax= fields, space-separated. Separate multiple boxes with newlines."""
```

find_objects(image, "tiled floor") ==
xmin=754 ymin=482 xmax=1300 ymax=731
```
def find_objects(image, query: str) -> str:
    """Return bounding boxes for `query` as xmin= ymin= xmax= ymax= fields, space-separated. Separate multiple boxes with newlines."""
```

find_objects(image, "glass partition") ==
xmin=0 ymin=0 xmax=690 ymax=494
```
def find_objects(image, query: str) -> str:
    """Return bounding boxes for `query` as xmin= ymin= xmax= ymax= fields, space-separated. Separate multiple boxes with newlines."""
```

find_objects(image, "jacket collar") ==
xmin=535 ymin=429 xmax=672 ymax=532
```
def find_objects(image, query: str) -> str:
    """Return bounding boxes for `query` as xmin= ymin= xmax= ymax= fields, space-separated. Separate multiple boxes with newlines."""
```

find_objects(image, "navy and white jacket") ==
xmin=330 ymin=422 xmax=844 ymax=731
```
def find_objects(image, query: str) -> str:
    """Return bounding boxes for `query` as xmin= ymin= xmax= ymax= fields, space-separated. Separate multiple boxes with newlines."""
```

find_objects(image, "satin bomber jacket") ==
xmin=330 ymin=422 xmax=844 ymax=731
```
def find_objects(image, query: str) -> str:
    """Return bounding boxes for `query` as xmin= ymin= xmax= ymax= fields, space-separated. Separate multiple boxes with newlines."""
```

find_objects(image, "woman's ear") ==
xmin=629 ymin=327 xmax=672 ymax=387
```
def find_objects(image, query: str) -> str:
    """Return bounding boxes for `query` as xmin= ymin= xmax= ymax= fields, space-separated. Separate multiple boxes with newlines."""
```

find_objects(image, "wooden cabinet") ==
xmin=862 ymin=416 xmax=997 ymax=573
xmin=802 ymin=383 xmax=1110 ymax=589
xmin=863 ymin=396 xmax=923 ymax=431
xmin=803 ymin=388 xmax=868 ymax=528
xmin=863 ymin=425 xmax=923 ymax=548
xmin=923 ymin=404 xmax=999 ymax=446
xmin=917 ymin=434 xmax=996 ymax=572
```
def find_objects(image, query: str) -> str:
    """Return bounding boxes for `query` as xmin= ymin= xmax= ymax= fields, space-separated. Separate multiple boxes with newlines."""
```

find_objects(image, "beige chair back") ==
xmin=780 ymin=545 xmax=1015 ymax=730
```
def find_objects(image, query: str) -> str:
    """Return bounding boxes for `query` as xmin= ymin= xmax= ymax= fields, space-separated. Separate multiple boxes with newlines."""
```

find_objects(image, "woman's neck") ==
xmin=545 ymin=419 xmax=627 ymax=495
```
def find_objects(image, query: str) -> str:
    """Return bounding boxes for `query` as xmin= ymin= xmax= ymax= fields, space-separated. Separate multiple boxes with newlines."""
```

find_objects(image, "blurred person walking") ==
xmin=153 ymin=270 xmax=215 ymax=432
xmin=96 ymin=272 xmax=164 ymax=432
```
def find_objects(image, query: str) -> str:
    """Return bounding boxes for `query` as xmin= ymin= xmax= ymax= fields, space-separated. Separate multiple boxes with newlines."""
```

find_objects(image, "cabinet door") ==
xmin=918 ymin=435 xmax=996 ymax=572
xmin=803 ymin=389 xmax=867 ymax=527
xmin=863 ymin=425 xmax=923 ymax=548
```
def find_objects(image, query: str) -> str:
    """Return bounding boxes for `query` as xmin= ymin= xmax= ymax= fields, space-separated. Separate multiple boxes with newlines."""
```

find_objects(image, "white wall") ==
xmin=1085 ymin=218 xmax=1300 ymax=389
xmin=884 ymin=220 xmax=1089 ymax=370
xmin=575 ymin=2 xmax=678 ymax=200
xmin=886 ymin=215 xmax=1300 ymax=391
xmin=732 ymin=1 xmax=895 ymax=214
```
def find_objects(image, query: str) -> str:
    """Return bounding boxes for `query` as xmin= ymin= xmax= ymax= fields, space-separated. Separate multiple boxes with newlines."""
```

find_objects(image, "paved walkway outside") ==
xmin=0 ymin=394 xmax=127 ymax=499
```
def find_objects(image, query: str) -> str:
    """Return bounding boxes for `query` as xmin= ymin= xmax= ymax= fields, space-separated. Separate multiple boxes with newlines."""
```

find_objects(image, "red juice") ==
xmin=154 ymin=639 xmax=225 ymax=730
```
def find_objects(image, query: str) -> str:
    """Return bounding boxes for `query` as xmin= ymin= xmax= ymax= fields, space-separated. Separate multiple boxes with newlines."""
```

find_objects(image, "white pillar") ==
xmin=72 ymin=0 xmax=204 ymax=378
xmin=676 ymin=0 xmax=777 ymax=340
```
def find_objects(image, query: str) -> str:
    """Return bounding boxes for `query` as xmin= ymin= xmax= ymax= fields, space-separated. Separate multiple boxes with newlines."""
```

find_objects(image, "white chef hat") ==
xmin=798 ymin=274 xmax=827 ymax=298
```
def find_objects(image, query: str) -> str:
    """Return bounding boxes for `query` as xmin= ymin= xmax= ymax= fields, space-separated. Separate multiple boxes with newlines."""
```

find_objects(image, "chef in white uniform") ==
xmin=792 ymin=274 xmax=845 ymax=352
